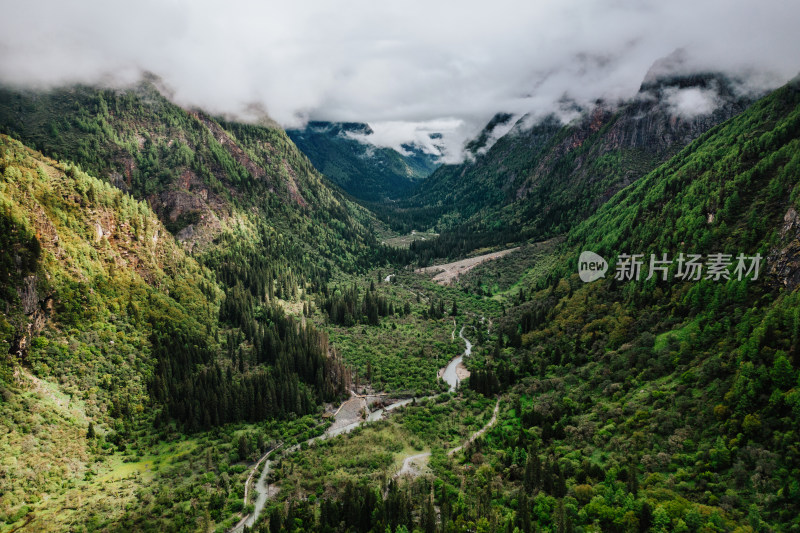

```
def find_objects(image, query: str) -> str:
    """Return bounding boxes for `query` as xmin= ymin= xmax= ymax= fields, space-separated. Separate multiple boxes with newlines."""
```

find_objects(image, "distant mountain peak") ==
xmin=306 ymin=121 xmax=374 ymax=136
xmin=641 ymin=48 xmax=691 ymax=86
xmin=638 ymin=49 xmax=743 ymax=98
xmin=287 ymin=121 xmax=440 ymax=202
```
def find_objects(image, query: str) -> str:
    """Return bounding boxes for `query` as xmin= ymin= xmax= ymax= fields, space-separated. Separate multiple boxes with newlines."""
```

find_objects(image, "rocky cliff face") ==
xmin=404 ymin=59 xmax=761 ymax=249
xmin=768 ymin=207 xmax=800 ymax=290
xmin=0 ymin=133 xmax=221 ymax=376
xmin=620 ymin=72 xmax=751 ymax=151
xmin=0 ymin=83 xmax=340 ymax=251
xmin=11 ymin=274 xmax=54 ymax=362
xmin=517 ymin=71 xmax=755 ymax=202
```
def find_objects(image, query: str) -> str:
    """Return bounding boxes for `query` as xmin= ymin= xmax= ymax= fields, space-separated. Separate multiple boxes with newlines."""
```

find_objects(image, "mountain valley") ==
xmin=1 ymin=57 xmax=800 ymax=533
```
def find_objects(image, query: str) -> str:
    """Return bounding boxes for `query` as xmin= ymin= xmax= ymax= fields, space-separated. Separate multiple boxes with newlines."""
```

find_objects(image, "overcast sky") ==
xmin=1 ymin=0 xmax=798 ymax=161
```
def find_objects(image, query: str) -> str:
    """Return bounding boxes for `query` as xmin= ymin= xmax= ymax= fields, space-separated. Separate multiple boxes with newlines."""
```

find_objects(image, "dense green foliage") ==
xmin=229 ymin=77 xmax=800 ymax=533
xmin=314 ymin=272 xmax=499 ymax=396
xmin=0 ymin=82 xmax=417 ymax=431
xmin=437 ymin=78 xmax=800 ymax=531
xmin=0 ymin=83 xmax=408 ymax=271
xmin=2 ymin=72 xmax=799 ymax=533
xmin=397 ymin=74 xmax=751 ymax=260
xmin=0 ymin=82 xmax=415 ymax=531
xmin=256 ymin=392 xmax=495 ymax=533
xmin=4 ymin=128 xmax=354 ymax=427
xmin=320 ymin=282 xmax=397 ymax=327
xmin=0 ymin=134 xmax=351 ymax=529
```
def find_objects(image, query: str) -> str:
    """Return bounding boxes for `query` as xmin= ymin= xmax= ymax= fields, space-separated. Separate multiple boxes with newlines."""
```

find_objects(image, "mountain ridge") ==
xmin=399 ymin=69 xmax=759 ymax=261
xmin=1 ymin=68 xmax=800 ymax=532
xmin=287 ymin=120 xmax=440 ymax=203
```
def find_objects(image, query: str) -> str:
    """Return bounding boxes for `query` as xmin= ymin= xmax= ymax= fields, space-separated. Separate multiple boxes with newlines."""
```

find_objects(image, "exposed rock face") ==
xmin=510 ymin=68 xmax=755 ymax=215
xmin=534 ymin=73 xmax=749 ymax=177
xmin=192 ymin=111 xmax=274 ymax=187
xmin=12 ymin=275 xmax=54 ymax=361
xmin=18 ymin=275 xmax=39 ymax=315
xmin=415 ymin=51 xmax=762 ymax=244
xmin=627 ymin=71 xmax=750 ymax=150
xmin=768 ymin=207 xmax=800 ymax=290
xmin=149 ymin=168 xmax=227 ymax=248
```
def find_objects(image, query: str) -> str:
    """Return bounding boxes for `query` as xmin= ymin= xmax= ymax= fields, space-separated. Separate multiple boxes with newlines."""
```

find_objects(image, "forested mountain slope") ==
xmin=0 ymin=82 xmax=391 ymax=267
xmin=403 ymin=70 xmax=755 ymax=261
xmin=0 ymin=80 xmax=418 ymax=422
xmin=0 ymin=80 xmax=413 ymax=529
xmin=287 ymin=121 xmax=439 ymax=202
xmin=202 ymin=77 xmax=800 ymax=533
xmin=0 ymin=132 xmax=366 ymax=527
xmin=2 ymin=63 xmax=799 ymax=532
xmin=452 ymin=75 xmax=800 ymax=531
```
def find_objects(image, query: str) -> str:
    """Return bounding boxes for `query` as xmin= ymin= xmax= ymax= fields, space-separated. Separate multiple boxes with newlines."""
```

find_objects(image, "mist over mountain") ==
xmin=2 ymin=1 xmax=799 ymax=162
xmin=4 ymin=67 xmax=799 ymax=533
xmin=393 ymin=65 xmax=758 ymax=259
xmin=2 ymin=2 xmax=800 ymax=532
xmin=287 ymin=121 xmax=440 ymax=202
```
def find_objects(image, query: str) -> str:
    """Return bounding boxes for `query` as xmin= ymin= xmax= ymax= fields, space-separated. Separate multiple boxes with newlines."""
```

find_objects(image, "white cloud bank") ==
xmin=1 ymin=0 xmax=798 ymax=161
xmin=665 ymin=87 xmax=720 ymax=119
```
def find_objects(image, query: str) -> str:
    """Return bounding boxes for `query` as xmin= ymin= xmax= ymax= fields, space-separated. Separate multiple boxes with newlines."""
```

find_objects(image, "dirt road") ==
xmin=448 ymin=399 xmax=500 ymax=457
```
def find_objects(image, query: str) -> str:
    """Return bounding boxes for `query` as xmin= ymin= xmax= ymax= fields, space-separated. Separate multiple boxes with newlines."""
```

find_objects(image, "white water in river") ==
xmin=243 ymin=455 xmax=273 ymax=529
xmin=441 ymin=326 xmax=472 ymax=392
xmin=232 ymin=323 xmax=474 ymax=531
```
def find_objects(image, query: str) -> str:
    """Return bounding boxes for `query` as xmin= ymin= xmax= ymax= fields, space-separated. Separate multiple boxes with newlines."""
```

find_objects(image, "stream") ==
xmin=440 ymin=326 xmax=472 ymax=392
xmin=231 ymin=322 xmax=477 ymax=532
xmin=236 ymin=448 xmax=279 ymax=530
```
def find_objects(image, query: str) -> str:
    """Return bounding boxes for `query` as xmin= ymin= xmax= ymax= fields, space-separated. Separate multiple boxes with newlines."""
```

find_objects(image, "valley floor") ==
xmin=232 ymin=318 xmax=492 ymax=529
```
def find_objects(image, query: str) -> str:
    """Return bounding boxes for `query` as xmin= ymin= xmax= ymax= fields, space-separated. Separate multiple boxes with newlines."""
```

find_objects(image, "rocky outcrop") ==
xmin=513 ymin=68 xmax=755 ymax=212
xmin=149 ymin=169 xmax=227 ymax=247
xmin=12 ymin=275 xmax=54 ymax=362
xmin=18 ymin=275 xmax=39 ymax=315
xmin=767 ymin=207 xmax=800 ymax=290
xmin=192 ymin=111 xmax=270 ymax=184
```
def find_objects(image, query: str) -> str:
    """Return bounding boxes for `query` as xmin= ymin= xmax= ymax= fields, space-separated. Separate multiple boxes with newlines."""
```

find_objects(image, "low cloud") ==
xmin=664 ymin=86 xmax=720 ymax=118
xmin=1 ymin=0 xmax=798 ymax=161
xmin=344 ymin=119 xmax=474 ymax=163
xmin=473 ymin=114 xmax=523 ymax=156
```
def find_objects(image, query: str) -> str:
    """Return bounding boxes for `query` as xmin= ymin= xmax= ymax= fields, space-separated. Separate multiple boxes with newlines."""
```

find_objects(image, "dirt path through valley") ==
xmin=393 ymin=397 xmax=500 ymax=481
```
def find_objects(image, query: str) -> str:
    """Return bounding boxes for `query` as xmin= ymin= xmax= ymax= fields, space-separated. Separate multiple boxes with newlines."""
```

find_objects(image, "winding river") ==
xmin=231 ymin=322 xmax=477 ymax=532
xmin=238 ymin=449 xmax=279 ymax=530
xmin=440 ymin=326 xmax=472 ymax=392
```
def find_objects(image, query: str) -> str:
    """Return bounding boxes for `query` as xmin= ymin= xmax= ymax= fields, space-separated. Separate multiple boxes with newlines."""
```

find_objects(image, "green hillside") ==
xmin=2 ymin=71 xmax=800 ymax=533
xmin=0 ymin=133 xmax=364 ymax=528
xmin=0 ymin=84 xmax=408 ymax=530
xmin=0 ymin=83 xmax=389 ymax=265
xmin=453 ymin=76 xmax=800 ymax=531
xmin=401 ymin=73 xmax=754 ymax=262
xmin=243 ymin=77 xmax=800 ymax=532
